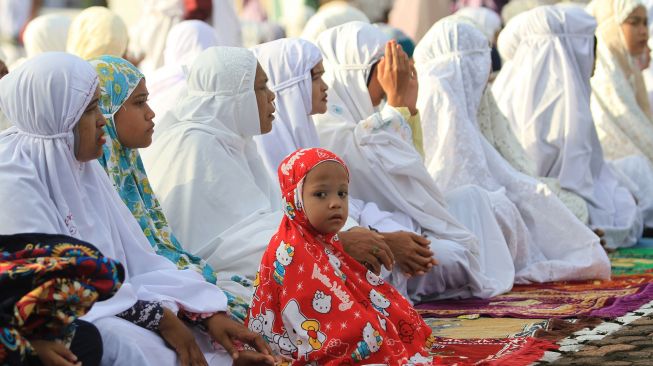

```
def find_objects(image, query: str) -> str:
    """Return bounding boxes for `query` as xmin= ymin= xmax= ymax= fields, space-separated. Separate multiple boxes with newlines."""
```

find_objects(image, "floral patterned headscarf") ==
xmin=247 ymin=148 xmax=433 ymax=365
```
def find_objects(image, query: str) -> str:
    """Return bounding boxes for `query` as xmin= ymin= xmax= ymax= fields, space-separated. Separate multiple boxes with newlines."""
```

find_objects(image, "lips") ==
xmin=328 ymin=214 xmax=343 ymax=221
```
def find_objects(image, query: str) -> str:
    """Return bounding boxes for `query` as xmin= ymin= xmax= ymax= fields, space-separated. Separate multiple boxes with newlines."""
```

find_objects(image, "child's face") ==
xmin=302 ymin=161 xmax=349 ymax=234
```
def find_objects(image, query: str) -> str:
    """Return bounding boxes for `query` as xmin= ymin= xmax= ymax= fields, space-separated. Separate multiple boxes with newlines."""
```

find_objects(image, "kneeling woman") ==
xmin=247 ymin=148 xmax=433 ymax=365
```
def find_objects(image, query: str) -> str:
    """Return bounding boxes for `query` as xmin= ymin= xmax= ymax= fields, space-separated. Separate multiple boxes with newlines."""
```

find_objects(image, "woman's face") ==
xmin=310 ymin=61 xmax=329 ymax=115
xmin=255 ymin=62 xmax=276 ymax=134
xmin=0 ymin=60 xmax=8 ymax=79
xmin=367 ymin=62 xmax=385 ymax=107
xmin=74 ymin=87 xmax=106 ymax=162
xmin=114 ymin=79 xmax=155 ymax=148
xmin=621 ymin=6 xmax=649 ymax=56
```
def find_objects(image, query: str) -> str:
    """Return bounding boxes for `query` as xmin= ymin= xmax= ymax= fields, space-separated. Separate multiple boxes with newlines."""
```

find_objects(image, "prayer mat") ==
xmin=428 ymin=336 xmax=558 ymax=365
xmin=610 ymin=247 xmax=653 ymax=275
xmin=416 ymin=274 xmax=653 ymax=319
xmin=424 ymin=317 xmax=548 ymax=339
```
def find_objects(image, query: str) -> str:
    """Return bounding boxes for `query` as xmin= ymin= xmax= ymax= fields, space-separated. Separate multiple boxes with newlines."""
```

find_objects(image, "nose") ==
xmin=146 ymin=103 xmax=156 ymax=120
xmin=329 ymin=197 xmax=342 ymax=209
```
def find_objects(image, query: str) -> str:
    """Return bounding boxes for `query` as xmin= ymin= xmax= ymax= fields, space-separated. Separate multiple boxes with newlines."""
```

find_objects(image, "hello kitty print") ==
xmin=246 ymin=148 xmax=433 ymax=365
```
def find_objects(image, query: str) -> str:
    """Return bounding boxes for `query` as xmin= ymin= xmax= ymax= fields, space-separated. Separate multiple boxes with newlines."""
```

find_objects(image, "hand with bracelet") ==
xmin=159 ymin=308 xmax=276 ymax=366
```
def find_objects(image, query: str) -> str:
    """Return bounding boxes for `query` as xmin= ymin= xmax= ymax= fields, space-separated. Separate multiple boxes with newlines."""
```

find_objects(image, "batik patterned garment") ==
xmin=0 ymin=233 xmax=124 ymax=364
xmin=246 ymin=148 xmax=433 ymax=365
xmin=90 ymin=55 xmax=250 ymax=322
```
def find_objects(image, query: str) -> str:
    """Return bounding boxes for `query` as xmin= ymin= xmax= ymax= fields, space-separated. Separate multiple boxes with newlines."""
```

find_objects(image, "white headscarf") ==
xmin=147 ymin=20 xmax=221 ymax=119
xmin=0 ymin=52 xmax=226 ymax=321
xmin=455 ymin=6 xmax=502 ymax=43
xmin=141 ymin=47 xmax=281 ymax=281
xmin=66 ymin=6 xmax=129 ymax=60
xmin=300 ymin=1 xmax=370 ymax=42
xmin=415 ymin=16 xmax=610 ymax=281
xmin=128 ymin=0 xmax=184 ymax=74
xmin=252 ymin=38 xmax=322 ymax=177
xmin=493 ymin=5 xmax=643 ymax=247
xmin=23 ymin=14 xmax=71 ymax=59
xmin=587 ymin=0 xmax=653 ymax=163
xmin=210 ymin=0 xmax=243 ymax=46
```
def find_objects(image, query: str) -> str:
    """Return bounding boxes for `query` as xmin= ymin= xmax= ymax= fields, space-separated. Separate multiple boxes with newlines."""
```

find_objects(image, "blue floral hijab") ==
xmin=89 ymin=56 xmax=249 ymax=321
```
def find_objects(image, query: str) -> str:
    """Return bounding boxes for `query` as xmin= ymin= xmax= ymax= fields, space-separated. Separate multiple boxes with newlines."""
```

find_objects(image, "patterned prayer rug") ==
xmin=424 ymin=317 xmax=548 ymax=339
xmin=416 ymin=274 xmax=653 ymax=319
xmin=428 ymin=336 xmax=558 ymax=365
xmin=610 ymin=247 xmax=653 ymax=275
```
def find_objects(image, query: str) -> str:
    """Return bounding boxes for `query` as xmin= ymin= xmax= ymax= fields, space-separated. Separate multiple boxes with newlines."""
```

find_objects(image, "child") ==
xmin=247 ymin=147 xmax=434 ymax=365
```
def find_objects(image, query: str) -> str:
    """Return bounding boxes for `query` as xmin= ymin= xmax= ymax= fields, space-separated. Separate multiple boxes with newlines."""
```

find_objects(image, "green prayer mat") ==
xmin=610 ymin=247 xmax=653 ymax=275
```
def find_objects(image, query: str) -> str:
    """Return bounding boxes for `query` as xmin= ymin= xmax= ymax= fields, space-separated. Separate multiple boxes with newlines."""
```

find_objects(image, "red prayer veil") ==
xmin=246 ymin=148 xmax=434 ymax=365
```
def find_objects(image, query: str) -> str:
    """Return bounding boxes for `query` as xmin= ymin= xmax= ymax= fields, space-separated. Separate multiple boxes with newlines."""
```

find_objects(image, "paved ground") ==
xmin=535 ymin=302 xmax=653 ymax=365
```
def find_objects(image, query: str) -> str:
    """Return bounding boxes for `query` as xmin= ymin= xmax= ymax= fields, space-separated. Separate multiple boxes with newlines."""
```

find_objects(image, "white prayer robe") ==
xmin=414 ymin=16 xmax=610 ymax=282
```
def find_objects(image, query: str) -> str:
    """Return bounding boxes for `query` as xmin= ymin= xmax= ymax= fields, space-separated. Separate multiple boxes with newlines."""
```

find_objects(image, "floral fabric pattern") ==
xmin=89 ymin=56 xmax=250 ymax=322
xmin=246 ymin=148 xmax=433 ymax=365
xmin=0 ymin=233 xmax=124 ymax=364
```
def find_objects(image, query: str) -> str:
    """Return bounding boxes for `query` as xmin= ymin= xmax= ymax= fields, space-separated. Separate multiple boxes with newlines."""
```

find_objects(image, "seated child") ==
xmin=247 ymin=147 xmax=433 ymax=365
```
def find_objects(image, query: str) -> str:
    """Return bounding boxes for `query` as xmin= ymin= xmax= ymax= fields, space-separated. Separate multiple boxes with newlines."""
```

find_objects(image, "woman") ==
xmin=147 ymin=20 xmax=221 ymax=121
xmin=312 ymin=21 xmax=519 ymax=301
xmin=588 ymin=0 xmax=653 ymax=163
xmin=66 ymin=6 xmax=129 ymax=60
xmin=0 ymin=52 xmax=274 ymax=366
xmin=587 ymin=0 xmax=653 ymax=230
xmin=141 ymin=46 xmax=284 ymax=286
xmin=92 ymin=55 xmax=251 ymax=321
xmin=492 ymin=5 xmax=644 ymax=248
xmin=17 ymin=13 xmax=71 ymax=64
xmin=414 ymin=16 xmax=610 ymax=282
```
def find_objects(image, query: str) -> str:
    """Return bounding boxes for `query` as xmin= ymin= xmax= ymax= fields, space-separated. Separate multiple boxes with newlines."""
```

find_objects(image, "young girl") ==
xmin=247 ymin=147 xmax=433 ymax=365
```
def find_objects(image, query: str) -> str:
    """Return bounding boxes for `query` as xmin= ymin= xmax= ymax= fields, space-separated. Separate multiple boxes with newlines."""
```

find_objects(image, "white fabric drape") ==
xmin=493 ymin=5 xmax=643 ymax=248
xmin=147 ymin=20 xmax=221 ymax=120
xmin=0 ymin=53 xmax=228 ymax=362
xmin=414 ymin=17 xmax=610 ymax=282
xmin=142 ymin=47 xmax=280 ymax=283
xmin=313 ymin=21 xmax=516 ymax=300
xmin=477 ymin=86 xmax=591 ymax=224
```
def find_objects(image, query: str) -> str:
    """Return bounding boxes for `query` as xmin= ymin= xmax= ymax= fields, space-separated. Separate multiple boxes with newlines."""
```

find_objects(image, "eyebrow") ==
xmin=627 ymin=15 xmax=646 ymax=22
xmin=86 ymin=98 xmax=99 ymax=109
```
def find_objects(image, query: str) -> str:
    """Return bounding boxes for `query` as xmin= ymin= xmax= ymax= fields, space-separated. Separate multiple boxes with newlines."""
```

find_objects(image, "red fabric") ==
xmin=246 ymin=148 xmax=433 ymax=365
xmin=429 ymin=337 xmax=558 ymax=365
xmin=183 ymin=0 xmax=213 ymax=21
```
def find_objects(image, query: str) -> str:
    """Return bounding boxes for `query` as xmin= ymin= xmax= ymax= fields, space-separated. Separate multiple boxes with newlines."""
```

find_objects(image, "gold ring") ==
xmin=372 ymin=246 xmax=380 ymax=256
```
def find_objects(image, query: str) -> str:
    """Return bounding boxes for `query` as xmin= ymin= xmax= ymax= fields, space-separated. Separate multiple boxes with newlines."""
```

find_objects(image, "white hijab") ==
xmin=493 ymin=5 xmax=643 ymax=247
xmin=128 ymin=0 xmax=184 ymax=74
xmin=415 ymin=17 xmax=610 ymax=281
xmin=313 ymin=21 xmax=479 ymax=250
xmin=455 ymin=7 xmax=502 ymax=43
xmin=147 ymin=20 xmax=221 ymax=119
xmin=252 ymin=38 xmax=323 ymax=178
xmin=300 ymin=1 xmax=370 ymax=42
xmin=0 ymin=52 xmax=226 ymax=321
xmin=23 ymin=14 xmax=71 ymax=59
xmin=66 ymin=6 xmax=129 ymax=60
xmin=142 ymin=47 xmax=280 ymax=281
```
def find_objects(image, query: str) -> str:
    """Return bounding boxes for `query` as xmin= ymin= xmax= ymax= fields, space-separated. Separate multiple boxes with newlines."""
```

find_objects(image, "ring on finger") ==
xmin=372 ymin=246 xmax=380 ymax=256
